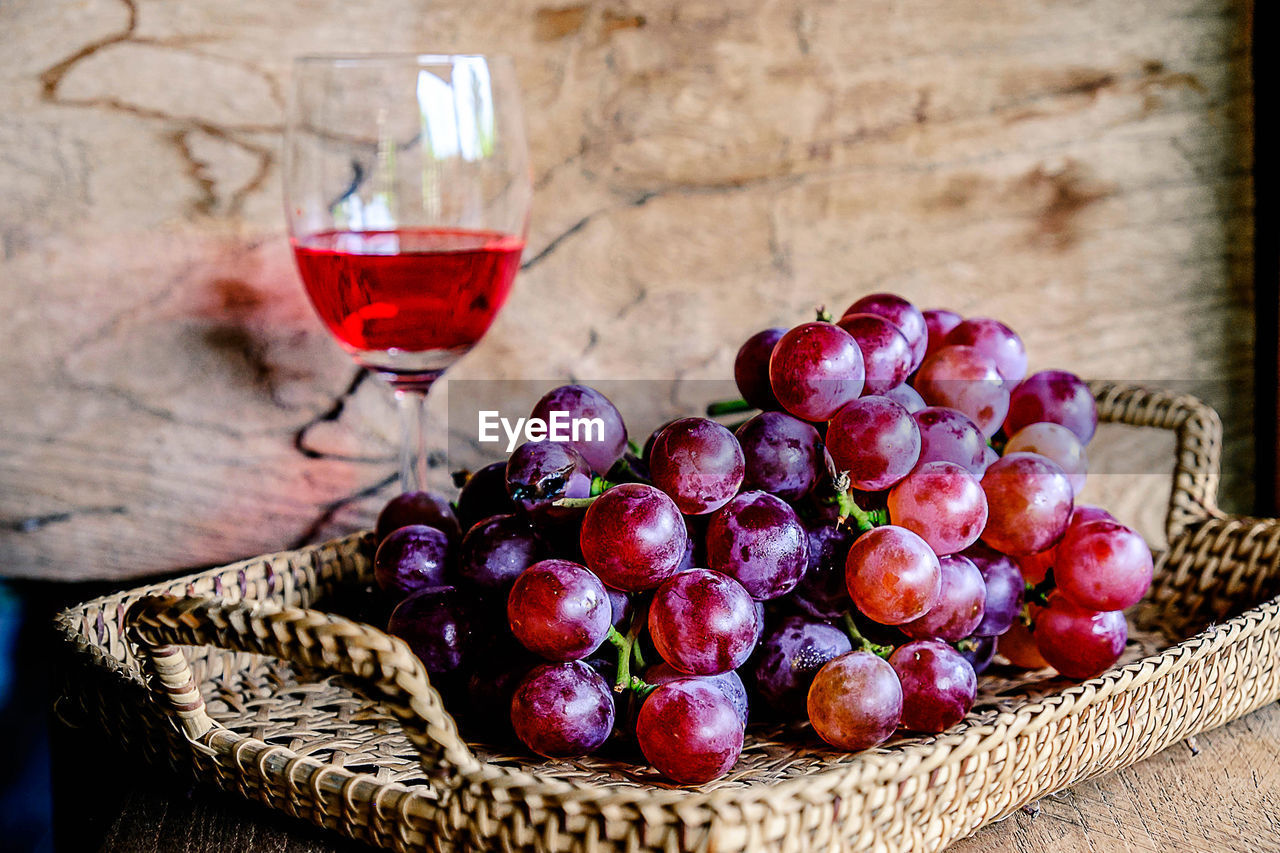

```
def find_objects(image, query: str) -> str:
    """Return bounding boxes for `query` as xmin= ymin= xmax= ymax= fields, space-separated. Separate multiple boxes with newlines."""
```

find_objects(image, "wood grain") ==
xmin=0 ymin=0 xmax=1256 ymax=581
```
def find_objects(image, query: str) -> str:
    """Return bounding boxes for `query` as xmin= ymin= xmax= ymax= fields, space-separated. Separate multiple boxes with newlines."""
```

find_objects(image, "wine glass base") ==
xmin=349 ymin=345 xmax=469 ymax=391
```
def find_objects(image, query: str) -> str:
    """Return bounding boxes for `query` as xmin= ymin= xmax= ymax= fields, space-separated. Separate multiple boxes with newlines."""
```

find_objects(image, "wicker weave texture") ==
xmin=53 ymin=382 xmax=1280 ymax=853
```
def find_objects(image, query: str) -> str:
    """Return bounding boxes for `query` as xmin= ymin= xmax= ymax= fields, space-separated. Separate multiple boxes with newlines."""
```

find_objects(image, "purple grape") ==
xmin=530 ymin=384 xmax=629 ymax=474
xmin=754 ymin=616 xmax=853 ymax=716
xmin=901 ymin=554 xmax=986 ymax=642
xmin=807 ymin=651 xmax=903 ymax=750
xmin=837 ymin=312 xmax=915 ymax=395
xmin=649 ymin=418 xmax=745 ymax=515
xmin=825 ymin=396 xmax=921 ymax=491
xmin=735 ymin=411 xmax=824 ymax=502
xmin=734 ymin=327 xmax=787 ymax=411
xmin=456 ymin=462 xmax=516 ymax=530
xmin=957 ymin=634 xmax=997 ymax=674
xmin=923 ymin=309 xmax=963 ymax=360
xmin=889 ymin=640 xmax=977 ymax=733
xmin=843 ymin=293 xmax=928 ymax=372
xmin=457 ymin=513 xmax=542 ymax=592
xmin=912 ymin=345 xmax=1011 ymax=439
xmin=605 ymin=585 xmax=632 ymax=630
xmin=505 ymin=441 xmax=592 ymax=517
xmin=944 ymin=317 xmax=1027 ymax=383
xmin=507 ymin=559 xmax=611 ymax=661
xmin=882 ymin=383 xmax=926 ymax=414
xmin=374 ymin=524 xmax=451 ymax=596
xmin=1033 ymin=595 xmax=1127 ymax=680
xmin=580 ymin=483 xmax=688 ymax=591
xmin=963 ymin=542 xmax=1025 ymax=637
xmin=649 ymin=569 xmax=760 ymax=675
xmin=912 ymin=406 xmax=988 ymax=477
xmin=637 ymin=679 xmax=744 ymax=784
xmin=1005 ymin=370 xmax=1098 ymax=444
xmin=793 ymin=519 xmax=855 ymax=619
xmin=387 ymin=586 xmax=475 ymax=674
xmin=706 ymin=491 xmax=809 ymax=600
xmin=644 ymin=663 xmax=750 ymax=727
xmin=510 ymin=661 xmax=615 ymax=758
xmin=768 ymin=322 xmax=865 ymax=421
xmin=465 ymin=656 xmax=536 ymax=735
xmin=376 ymin=491 xmax=462 ymax=544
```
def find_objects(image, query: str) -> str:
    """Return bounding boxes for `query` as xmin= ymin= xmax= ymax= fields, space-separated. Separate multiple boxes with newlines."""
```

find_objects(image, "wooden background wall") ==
xmin=0 ymin=0 xmax=1254 ymax=582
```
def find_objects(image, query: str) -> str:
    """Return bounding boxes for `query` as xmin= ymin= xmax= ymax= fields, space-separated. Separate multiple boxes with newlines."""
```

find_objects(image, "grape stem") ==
xmin=553 ymin=496 xmax=599 ymax=509
xmin=706 ymin=399 xmax=753 ymax=417
xmin=626 ymin=438 xmax=643 ymax=457
xmin=606 ymin=602 xmax=652 ymax=695
xmin=840 ymin=612 xmax=894 ymax=659
xmin=1025 ymin=568 xmax=1056 ymax=607
xmin=589 ymin=475 xmax=615 ymax=496
xmin=815 ymin=305 xmax=834 ymax=323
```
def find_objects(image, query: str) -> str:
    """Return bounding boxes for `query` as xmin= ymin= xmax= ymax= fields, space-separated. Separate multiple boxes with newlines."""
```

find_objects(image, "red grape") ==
xmin=530 ymin=384 xmax=628 ymax=474
xmin=957 ymin=634 xmax=998 ymax=674
xmin=736 ymin=411 xmax=823 ymax=502
xmin=826 ymin=396 xmax=921 ymax=491
xmin=706 ymin=491 xmax=809 ymax=600
xmin=887 ymin=461 xmax=987 ymax=556
xmin=376 ymin=490 xmax=461 ymax=544
xmin=843 ymin=293 xmax=928 ymax=372
xmin=374 ymin=524 xmax=451 ymax=595
xmin=901 ymin=554 xmax=986 ymax=642
xmin=1015 ymin=504 xmax=1118 ymax=585
xmin=580 ymin=483 xmax=688 ymax=591
xmin=807 ymin=651 xmax=903 ymax=751
xmin=649 ymin=569 xmax=760 ymax=674
xmin=944 ymin=317 xmax=1027 ymax=383
xmin=734 ymin=327 xmax=786 ymax=411
xmin=507 ymin=559 xmax=611 ymax=661
xmin=1006 ymin=422 xmax=1087 ymax=495
xmin=845 ymin=525 xmax=942 ymax=625
xmin=457 ymin=513 xmax=541 ymax=592
xmin=912 ymin=345 xmax=1010 ymax=438
xmin=912 ymin=406 xmax=988 ymax=477
xmin=1005 ymin=370 xmax=1098 ymax=444
xmin=837 ymin=312 xmax=914 ymax=395
xmin=505 ymin=441 xmax=592 ymax=516
xmin=768 ymin=322 xmax=865 ymax=421
xmin=883 ymin=383 xmax=926 ymax=414
xmin=1053 ymin=520 xmax=1153 ymax=611
xmin=1033 ymin=595 xmax=1127 ymax=679
xmin=980 ymin=452 xmax=1074 ymax=556
xmin=511 ymin=661 xmax=615 ymax=758
xmin=923 ymin=308 xmax=963 ymax=360
xmin=643 ymin=663 xmax=750 ymax=727
xmin=649 ymin=417 xmax=745 ymax=515
xmin=998 ymin=619 xmax=1049 ymax=669
xmin=963 ymin=542 xmax=1025 ymax=637
xmin=889 ymin=640 xmax=977 ymax=733
xmin=637 ymin=680 xmax=745 ymax=784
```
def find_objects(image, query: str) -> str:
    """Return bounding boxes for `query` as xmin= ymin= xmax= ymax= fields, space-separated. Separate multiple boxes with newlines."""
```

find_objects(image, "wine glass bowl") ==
xmin=285 ymin=54 xmax=531 ymax=487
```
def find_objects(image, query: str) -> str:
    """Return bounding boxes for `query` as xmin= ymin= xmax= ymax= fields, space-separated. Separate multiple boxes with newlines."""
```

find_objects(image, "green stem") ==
xmin=626 ymin=438 xmax=642 ymax=457
xmin=553 ymin=496 xmax=599 ymax=509
xmin=631 ymin=637 xmax=647 ymax=670
xmin=606 ymin=626 xmax=633 ymax=692
xmin=589 ymin=475 xmax=616 ymax=496
xmin=815 ymin=305 xmax=834 ymax=323
xmin=706 ymin=399 xmax=753 ymax=417
xmin=1025 ymin=567 xmax=1056 ymax=607
xmin=840 ymin=612 xmax=894 ymax=659
xmin=606 ymin=602 xmax=652 ymax=695
xmin=842 ymin=499 xmax=879 ymax=533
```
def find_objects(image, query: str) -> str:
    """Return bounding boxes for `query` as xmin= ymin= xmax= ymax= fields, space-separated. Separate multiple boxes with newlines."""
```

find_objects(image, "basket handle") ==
xmin=124 ymin=593 xmax=484 ymax=788
xmin=1090 ymin=381 xmax=1223 ymax=543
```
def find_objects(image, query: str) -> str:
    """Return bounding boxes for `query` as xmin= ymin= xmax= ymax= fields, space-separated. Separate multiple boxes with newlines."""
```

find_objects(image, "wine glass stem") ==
xmin=394 ymin=387 xmax=431 ymax=492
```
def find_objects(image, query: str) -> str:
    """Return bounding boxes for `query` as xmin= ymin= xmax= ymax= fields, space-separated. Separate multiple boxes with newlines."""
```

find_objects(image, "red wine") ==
xmin=292 ymin=228 xmax=524 ymax=356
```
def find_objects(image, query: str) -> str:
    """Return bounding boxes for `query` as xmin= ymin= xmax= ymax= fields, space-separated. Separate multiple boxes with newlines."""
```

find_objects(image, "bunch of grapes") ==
xmin=371 ymin=294 xmax=1153 ymax=785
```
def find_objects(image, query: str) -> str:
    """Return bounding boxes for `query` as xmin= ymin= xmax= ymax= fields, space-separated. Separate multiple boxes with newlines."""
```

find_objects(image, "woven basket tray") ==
xmin=54 ymin=382 xmax=1280 ymax=853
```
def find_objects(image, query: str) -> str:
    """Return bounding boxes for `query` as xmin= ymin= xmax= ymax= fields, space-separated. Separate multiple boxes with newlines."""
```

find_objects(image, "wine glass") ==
xmin=285 ymin=54 xmax=532 ymax=491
